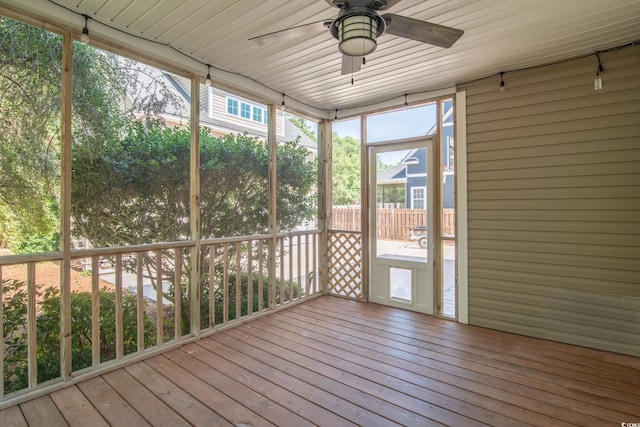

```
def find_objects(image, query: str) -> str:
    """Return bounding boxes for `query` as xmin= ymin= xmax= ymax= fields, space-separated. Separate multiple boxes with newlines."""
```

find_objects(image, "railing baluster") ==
xmin=235 ymin=242 xmax=241 ymax=320
xmin=0 ymin=232 xmax=320 ymax=404
xmin=288 ymin=236 xmax=293 ymax=303
xmin=92 ymin=256 xmax=100 ymax=366
xmin=0 ymin=266 xmax=4 ymax=398
xmin=136 ymin=254 xmax=144 ymax=353
xmin=313 ymin=233 xmax=317 ymax=294
xmin=27 ymin=262 xmax=37 ymax=389
xmin=115 ymin=254 xmax=123 ymax=360
xmin=223 ymin=244 xmax=229 ymax=324
xmin=297 ymin=235 xmax=302 ymax=301
xmin=155 ymin=250 xmax=163 ymax=346
xmin=258 ymin=240 xmax=264 ymax=312
xmin=279 ymin=238 xmax=284 ymax=306
xmin=247 ymin=240 xmax=253 ymax=316
xmin=209 ymin=245 xmax=216 ymax=328
xmin=174 ymin=248 xmax=182 ymax=339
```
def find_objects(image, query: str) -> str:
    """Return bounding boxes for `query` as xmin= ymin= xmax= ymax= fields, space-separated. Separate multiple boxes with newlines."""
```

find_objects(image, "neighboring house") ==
xmin=164 ymin=72 xmax=317 ymax=153
xmin=376 ymin=100 xmax=455 ymax=209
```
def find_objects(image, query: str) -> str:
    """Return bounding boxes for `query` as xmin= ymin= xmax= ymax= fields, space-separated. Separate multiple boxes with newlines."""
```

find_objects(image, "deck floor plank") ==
xmin=213 ymin=330 xmax=449 ymax=427
xmin=3 ymin=296 xmax=639 ymax=426
xmin=287 ymin=301 xmax=639 ymax=421
xmin=197 ymin=336 xmax=394 ymax=427
xmin=102 ymin=368 xmax=190 ymax=427
xmin=282 ymin=306 xmax=640 ymax=417
xmin=77 ymin=376 xmax=151 ymax=427
xmin=162 ymin=348 xmax=316 ymax=427
xmin=181 ymin=341 xmax=358 ymax=427
xmin=144 ymin=354 xmax=274 ymax=427
xmin=318 ymin=297 xmax=640 ymax=384
xmin=49 ymin=385 xmax=109 ymax=427
xmin=19 ymin=395 xmax=67 ymax=427
xmin=124 ymin=361 xmax=233 ymax=427
xmin=254 ymin=310 xmax=572 ymax=427
xmin=307 ymin=298 xmax=640 ymax=397
xmin=0 ymin=405 xmax=27 ymax=427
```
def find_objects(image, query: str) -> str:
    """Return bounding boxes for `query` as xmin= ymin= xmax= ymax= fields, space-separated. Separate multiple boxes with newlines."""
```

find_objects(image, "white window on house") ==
xmin=263 ymin=109 xmax=269 ymax=124
xmin=240 ymin=102 xmax=251 ymax=119
xmin=252 ymin=106 xmax=262 ymax=122
xmin=227 ymin=98 xmax=238 ymax=115
xmin=411 ymin=187 xmax=426 ymax=209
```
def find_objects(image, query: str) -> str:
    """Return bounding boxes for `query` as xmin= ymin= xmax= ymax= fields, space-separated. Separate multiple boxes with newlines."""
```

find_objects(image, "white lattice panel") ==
xmin=328 ymin=232 xmax=363 ymax=300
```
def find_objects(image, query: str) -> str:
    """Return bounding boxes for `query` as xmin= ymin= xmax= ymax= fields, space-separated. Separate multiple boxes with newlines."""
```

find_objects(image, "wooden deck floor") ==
xmin=1 ymin=296 xmax=639 ymax=426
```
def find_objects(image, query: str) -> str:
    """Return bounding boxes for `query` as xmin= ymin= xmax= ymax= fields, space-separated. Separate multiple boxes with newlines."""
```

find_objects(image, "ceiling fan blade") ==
xmin=249 ymin=20 xmax=332 ymax=46
xmin=382 ymin=14 xmax=463 ymax=48
xmin=341 ymin=55 xmax=363 ymax=75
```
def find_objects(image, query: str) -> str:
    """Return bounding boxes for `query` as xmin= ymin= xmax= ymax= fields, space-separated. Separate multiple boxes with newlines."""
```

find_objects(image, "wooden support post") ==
xmin=60 ymin=30 xmax=73 ymax=380
xmin=433 ymin=100 xmax=444 ymax=316
xmin=267 ymin=104 xmax=277 ymax=308
xmin=189 ymin=77 xmax=201 ymax=335
xmin=360 ymin=116 xmax=369 ymax=302
xmin=317 ymin=120 xmax=332 ymax=295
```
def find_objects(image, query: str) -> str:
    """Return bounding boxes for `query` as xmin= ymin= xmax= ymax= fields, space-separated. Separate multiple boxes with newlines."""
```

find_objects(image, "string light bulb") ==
xmin=80 ymin=15 xmax=90 ymax=44
xmin=334 ymin=109 xmax=338 ymax=120
xmin=404 ymin=93 xmax=408 ymax=110
xmin=594 ymin=52 xmax=604 ymax=91
xmin=499 ymin=72 xmax=505 ymax=92
xmin=280 ymin=93 xmax=286 ymax=111
xmin=205 ymin=64 xmax=211 ymax=87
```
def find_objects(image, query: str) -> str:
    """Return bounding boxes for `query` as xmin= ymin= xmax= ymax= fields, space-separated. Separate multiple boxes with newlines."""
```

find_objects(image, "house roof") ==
xmin=6 ymin=0 xmax=640 ymax=119
xmin=377 ymin=163 xmax=406 ymax=186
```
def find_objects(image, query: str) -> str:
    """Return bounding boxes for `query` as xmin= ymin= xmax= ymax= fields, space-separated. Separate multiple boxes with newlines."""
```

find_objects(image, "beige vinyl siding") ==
xmin=460 ymin=44 xmax=640 ymax=356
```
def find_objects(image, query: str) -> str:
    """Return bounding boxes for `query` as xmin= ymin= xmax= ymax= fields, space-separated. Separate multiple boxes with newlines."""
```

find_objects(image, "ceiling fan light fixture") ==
xmin=338 ymin=14 xmax=378 ymax=56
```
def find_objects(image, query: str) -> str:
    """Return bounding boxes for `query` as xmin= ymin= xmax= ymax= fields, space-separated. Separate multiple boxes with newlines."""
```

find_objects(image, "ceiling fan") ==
xmin=249 ymin=0 xmax=464 ymax=75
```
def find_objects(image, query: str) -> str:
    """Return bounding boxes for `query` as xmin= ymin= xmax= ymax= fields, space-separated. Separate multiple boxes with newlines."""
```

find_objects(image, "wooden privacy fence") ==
xmin=332 ymin=207 xmax=456 ymax=240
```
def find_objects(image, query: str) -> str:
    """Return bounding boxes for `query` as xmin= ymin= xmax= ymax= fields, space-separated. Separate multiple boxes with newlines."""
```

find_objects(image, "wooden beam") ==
xmin=189 ymin=77 xmax=201 ymax=335
xmin=317 ymin=120 xmax=332 ymax=295
xmin=268 ymin=104 xmax=277 ymax=308
xmin=360 ymin=116 xmax=369 ymax=302
xmin=433 ymin=100 xmax=444 ymax=316
xmin=59 ymin=29 xmax=73 ymax=381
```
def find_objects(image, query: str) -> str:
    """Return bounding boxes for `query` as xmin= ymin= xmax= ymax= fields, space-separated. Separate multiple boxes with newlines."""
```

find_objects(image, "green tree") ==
xmin=72 ymin=120 xmax=316 ymax=246
xmin=71 ymin=120 xmax=317 ymax=330
xmin=0 ymin=17 xmax=180 ymax=251
xmin=288 ymin=115 xmax=317 ymax=142
xmin=332 ymin=133 xmax=361 ymax=205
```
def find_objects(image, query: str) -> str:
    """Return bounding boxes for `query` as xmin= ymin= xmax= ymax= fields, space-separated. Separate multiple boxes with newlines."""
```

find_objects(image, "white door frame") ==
xmin=368 ymin=136 xmax=436 ymax=314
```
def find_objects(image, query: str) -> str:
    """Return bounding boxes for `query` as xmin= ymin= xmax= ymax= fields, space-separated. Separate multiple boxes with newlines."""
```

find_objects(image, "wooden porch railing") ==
xmin=0 ymin=230 xmax=320 ymax=407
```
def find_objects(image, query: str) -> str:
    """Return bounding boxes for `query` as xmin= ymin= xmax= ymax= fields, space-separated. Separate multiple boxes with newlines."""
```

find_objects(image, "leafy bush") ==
xmin=2 ymin=279 xmax=154 ymax=394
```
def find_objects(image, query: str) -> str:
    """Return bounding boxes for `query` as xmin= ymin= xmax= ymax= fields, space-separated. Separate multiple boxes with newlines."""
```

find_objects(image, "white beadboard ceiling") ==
xmin=3 ymin=0 xmax=640 ymax=118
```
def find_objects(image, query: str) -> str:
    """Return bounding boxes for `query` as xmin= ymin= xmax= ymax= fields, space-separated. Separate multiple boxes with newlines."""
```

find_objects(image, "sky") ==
xmin=332 ymin=103 xmax=438 ymax=165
